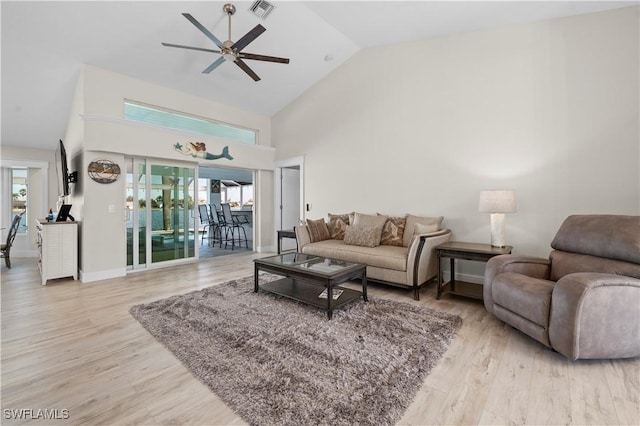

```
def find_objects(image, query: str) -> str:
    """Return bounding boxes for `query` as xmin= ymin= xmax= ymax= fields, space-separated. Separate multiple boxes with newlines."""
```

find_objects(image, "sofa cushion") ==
xmin=379 ymin=215 xmax=406 ymax=247
xmin=301 ymin=239 xmax=408 ymax=271
xmin=403 ymin=215 xmax=443 ymax=247
xmin=492 ymin=272 xmax=555 ymax=327
xmin=327 ymin=213 xmax=350 ymax=240
xmin=343 ymin=225 xmax=383 ymax=248
xmin=353 ymin=212 xmax=388 ymax=229
xmin=306 ymin=218 xmax=330 ymax=243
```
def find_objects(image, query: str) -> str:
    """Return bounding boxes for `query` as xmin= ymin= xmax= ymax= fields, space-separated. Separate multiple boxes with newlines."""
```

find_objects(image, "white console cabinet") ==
xmin=36 ymin=219 xmax=78 ymax=286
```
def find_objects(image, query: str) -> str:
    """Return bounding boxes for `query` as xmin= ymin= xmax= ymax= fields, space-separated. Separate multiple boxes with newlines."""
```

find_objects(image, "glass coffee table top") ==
xmin=257 ymin=253 xmax=361 ymax=275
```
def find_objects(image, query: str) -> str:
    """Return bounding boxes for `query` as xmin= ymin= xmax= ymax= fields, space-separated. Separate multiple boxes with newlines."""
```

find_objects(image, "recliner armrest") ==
xmin=485 ymin=255 xmax=551 ymax=282
xmin=483 ymin=255 xmax=551 ymax=314
xmin=549 ymin=272 xmax=640 ymax=360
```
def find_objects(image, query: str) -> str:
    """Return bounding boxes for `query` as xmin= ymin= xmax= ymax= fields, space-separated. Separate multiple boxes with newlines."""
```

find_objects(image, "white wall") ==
xmin=66 ymin=66 xmax=276 ymax=281
xmin=272 ymin=6 xmax=639 ymax=262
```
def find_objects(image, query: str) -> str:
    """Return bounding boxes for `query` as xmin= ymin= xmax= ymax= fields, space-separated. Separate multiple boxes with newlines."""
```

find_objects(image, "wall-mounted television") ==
xmin=56 ymin=139 xmax=77 ymax=197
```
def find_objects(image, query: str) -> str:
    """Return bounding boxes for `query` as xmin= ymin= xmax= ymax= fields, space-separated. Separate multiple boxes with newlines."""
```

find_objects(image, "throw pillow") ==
xmin=353 ymin=212 xmax=388 ymax=229
xmin=414 ymin=222 xmax=439 ymax=234
xmin=408 ymin=222 xmax=441 ymax=246
xmin=306 ymin=218 xmax=330 ymax=243
xmin=327 ymin=213 xmax=351 ymax=240
xmin=379 ymin=214 xmax=407 ymax=246
xmin=343 ymin=225 xmax=383 ymax=248
xmin=403 ymin=215 xmax=444 ymax=247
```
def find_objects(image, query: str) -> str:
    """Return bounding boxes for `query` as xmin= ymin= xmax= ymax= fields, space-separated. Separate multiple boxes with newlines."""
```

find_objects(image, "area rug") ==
xmin=130 ymin=274 xmax=462 ymax=426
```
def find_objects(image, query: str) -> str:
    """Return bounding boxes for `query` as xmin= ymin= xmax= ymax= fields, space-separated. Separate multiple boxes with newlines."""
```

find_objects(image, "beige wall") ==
xmin=272 ymin=6 xmax=640 ymax=261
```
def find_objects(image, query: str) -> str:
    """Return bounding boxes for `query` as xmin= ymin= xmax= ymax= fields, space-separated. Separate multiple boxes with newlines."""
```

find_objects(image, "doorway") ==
xmin=275 ymin=157 xmax=304 ymax=252
xmin=197 ymin=166 xmax=254 ymax=258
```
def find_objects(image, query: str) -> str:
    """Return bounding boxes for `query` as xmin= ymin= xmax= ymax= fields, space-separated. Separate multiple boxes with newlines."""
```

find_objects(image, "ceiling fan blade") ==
xmin=231 ymin=24 xmax=266 ymax=52
xmin=182 ymin=13 xmax=224 ymax=49
xmin=202 ymin=56 xmax=226 ymax=74
xmin=235 ymin=59 xmax=261 ymax=81
xmin=162 ymin=43 xmax=221 ymax=54
xmin=240 ymin=52 xmax=290 ymax=64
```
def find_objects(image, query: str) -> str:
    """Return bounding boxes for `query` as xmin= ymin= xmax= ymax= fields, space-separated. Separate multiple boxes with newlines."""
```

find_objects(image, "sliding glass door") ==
xmin=126 ymin=158 xmax=196 ymax=269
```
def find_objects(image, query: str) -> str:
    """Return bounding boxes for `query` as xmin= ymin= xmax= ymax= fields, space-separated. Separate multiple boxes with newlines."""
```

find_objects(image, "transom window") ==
xmin=124 ymin=101 xmax=256 ymax=145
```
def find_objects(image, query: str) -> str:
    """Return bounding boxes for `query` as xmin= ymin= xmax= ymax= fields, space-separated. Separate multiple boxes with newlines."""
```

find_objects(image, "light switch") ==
xmin=108 ymin=204 xmax=116 ymax=213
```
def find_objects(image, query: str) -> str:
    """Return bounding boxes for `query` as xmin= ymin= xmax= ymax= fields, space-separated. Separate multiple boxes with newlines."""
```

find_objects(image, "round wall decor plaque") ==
xmin=88 ymin=160 xmax=121 ymax=184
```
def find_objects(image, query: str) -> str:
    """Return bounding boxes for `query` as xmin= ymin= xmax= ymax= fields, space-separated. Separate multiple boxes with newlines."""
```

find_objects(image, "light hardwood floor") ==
xmin=2 ymin=255 xmax=638 ymax=425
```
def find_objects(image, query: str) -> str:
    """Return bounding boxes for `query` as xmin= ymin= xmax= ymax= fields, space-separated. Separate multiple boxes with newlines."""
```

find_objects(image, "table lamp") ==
xmin=479 ymin=190 xmax=516 ymax=247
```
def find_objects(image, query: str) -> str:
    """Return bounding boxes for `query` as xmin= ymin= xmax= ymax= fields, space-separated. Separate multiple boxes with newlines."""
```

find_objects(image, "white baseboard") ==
xmin=443 ymin=271 xmax=484 ymax=284
xmin=80 ymin=267 xmax=127 ymax=283
xmin=255 ymin=245 xmax=276 ymax=253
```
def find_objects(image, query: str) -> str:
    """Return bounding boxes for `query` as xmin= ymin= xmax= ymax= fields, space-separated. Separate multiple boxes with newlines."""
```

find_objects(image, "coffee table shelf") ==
xmin=254 ymin=253 xmax=367 ymax=319
xmin=261 ymin=278 xmax=364 ymax=310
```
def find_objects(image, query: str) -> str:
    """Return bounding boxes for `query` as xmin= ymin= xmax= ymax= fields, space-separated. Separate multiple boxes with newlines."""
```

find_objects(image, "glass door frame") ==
xmin=126 ymin=157 xmax=199 ymax=271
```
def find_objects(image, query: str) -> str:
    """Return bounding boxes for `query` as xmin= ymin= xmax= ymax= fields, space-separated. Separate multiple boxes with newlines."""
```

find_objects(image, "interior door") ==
xmin=279 ymin=166 xmax=301 ymax=252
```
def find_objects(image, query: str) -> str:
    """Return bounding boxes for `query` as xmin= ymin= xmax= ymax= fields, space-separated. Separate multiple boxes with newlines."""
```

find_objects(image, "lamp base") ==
xmin=490 ymin=213 xmax=506 ymax=248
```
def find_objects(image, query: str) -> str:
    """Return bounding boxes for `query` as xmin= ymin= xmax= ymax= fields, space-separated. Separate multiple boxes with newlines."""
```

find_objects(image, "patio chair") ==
xmin=220 ymin=203 xmax=248 ymax=250
xmin=1 ymin=212 xmax=24 ymax=268
xmin=198 ymin=204 xmax=218 ymax=246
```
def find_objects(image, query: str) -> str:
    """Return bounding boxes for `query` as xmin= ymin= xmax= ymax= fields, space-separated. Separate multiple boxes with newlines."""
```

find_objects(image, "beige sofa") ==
xmin=484 ymin=215 xmax=640 ymax=360
xmin=295 ymin=212 xmax=451 ymax=300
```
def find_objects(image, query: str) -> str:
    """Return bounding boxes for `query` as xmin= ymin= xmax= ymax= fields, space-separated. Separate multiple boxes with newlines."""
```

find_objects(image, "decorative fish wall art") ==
xmin=174 ymin=142 xmax=233 ymax=161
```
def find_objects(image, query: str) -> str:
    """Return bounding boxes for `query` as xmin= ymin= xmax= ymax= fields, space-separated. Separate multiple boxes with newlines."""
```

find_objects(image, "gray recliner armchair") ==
xmin=484 ymin=215 xmax=640 ymax=360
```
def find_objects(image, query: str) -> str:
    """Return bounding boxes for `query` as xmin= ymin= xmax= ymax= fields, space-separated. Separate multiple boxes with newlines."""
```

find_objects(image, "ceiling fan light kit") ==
xmin=162 ymin=3 xmax=289 ymax=81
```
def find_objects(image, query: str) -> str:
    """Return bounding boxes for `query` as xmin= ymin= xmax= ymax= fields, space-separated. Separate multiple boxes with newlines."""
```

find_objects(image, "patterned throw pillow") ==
xmin=306 ymin=218 xmax=330 ymax=243
xmin=379 ymin=215 xmax=407 ymax=246
xmin=343 ymin=225 xmax=383 ymax=248
xmin=327 ymin=213 xmax=351 ymax=240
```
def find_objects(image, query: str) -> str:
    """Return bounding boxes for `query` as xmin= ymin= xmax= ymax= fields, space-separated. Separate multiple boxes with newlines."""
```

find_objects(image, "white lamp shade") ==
xmin=479 ymin=190 xmax=516 ymax=213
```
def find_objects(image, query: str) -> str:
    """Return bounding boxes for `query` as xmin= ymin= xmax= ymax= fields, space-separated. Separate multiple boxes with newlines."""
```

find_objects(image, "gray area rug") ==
xmin=130 ymin=274 xmax=462 ymax=426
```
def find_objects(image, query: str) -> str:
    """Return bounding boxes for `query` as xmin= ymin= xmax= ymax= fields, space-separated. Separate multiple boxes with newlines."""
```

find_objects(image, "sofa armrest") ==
xmin=549 ymin=272 xmax=640 ymax=360
xmin=294 ymin=225 xmax=311 ymax=251
xmin=408 ymin=229 xmax=452 ymax=293
xmin=483 ymin=255 xmax=551 ymax=314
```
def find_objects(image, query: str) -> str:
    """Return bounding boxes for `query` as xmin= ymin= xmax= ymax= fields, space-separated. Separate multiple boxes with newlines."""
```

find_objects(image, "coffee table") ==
xmin=254 ymin=253 xmax=367 ymax=319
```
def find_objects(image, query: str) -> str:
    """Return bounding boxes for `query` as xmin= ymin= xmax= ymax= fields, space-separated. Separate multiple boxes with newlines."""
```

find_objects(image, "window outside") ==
xmin=124 ymin=102 xmax=257 ymax=145
xmin=11 ymin=169 xmax=27 ymax=233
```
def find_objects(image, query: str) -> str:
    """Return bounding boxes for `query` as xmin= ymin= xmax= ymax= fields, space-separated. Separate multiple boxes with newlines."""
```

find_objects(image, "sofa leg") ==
xmin=413 ymin=287 xmax=420 ymax=301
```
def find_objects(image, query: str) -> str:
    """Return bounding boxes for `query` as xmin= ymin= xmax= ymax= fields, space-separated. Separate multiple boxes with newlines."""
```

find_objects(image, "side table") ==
xmin=436 ymin=241 xmax=512 ymax=301
xmin=277 ymin=229 xmax=297 ymax=254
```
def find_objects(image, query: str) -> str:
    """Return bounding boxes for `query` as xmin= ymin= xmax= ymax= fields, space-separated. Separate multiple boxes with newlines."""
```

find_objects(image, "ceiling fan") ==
xmin=162 ymin=3 xmax=289 ymax=82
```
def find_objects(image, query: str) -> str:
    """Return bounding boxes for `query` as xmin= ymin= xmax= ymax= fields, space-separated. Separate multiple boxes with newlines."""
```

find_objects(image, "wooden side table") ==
xmin=277 ymin=229 xmax=297 ymax=254
xmin=436 ymin=241 xmax=512 ymax=301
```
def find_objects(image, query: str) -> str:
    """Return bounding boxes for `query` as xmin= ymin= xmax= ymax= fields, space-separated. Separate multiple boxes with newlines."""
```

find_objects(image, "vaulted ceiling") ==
xmin=1 ymin=1 xmax=634 ymax=150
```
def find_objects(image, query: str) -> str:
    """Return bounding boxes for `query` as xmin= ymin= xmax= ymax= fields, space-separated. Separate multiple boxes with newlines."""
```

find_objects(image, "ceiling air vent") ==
xmin=249 ymin=0 xmax=275 ymax=20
